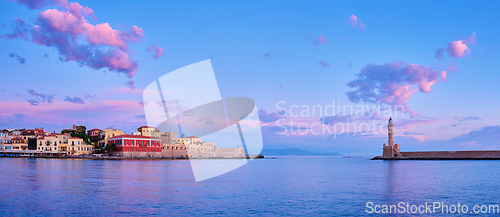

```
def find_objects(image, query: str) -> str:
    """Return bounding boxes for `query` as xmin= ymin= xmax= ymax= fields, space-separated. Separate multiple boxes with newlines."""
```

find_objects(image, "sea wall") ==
xmin=119 ymin=147 xmax=246 ymax=158
xmin=401 ymin=150 xmax=500 ymax=158
xmin=120 ymin=150 xmax=187 ymax=158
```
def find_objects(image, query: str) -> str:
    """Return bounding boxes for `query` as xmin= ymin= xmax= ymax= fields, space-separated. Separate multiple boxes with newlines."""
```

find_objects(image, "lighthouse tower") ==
xmin=388 ymin=117 xmax=394 ymax=147
xmin=382 ymin=117 xmax=400 ymax=158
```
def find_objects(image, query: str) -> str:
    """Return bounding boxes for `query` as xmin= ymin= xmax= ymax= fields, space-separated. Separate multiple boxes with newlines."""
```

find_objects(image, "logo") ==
xmin=143 ymin=59 xmax=263 ymax=182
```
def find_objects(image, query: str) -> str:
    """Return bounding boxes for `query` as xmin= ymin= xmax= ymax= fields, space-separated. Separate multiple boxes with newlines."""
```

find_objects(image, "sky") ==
xmin=0 ymin=0 xmax=499 ymax=155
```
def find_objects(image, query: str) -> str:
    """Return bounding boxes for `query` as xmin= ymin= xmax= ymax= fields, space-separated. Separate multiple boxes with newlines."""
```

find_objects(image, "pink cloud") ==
xmin=5 ymin=0 xmax=145 ymax=78
xmin=84 ymin=23 xmax=128 ymax=49
xmin=410 ymin=111 xmax=418 ymax=118
xmin=446 ymin=33 xmax=476 ymax=58
xmin=65 ymin=1 xmax=95 ymax=21
xmin=123 ymin=26 xmax=144 ymax=42
xmin=345 ymin=14 xmax=365 ymax=31
xmin=312 ymin=35 xmax=329 ymax=46
xmin=441 ymin=71 xmax=447 ymax=82
xmin=147 ymin=45 xmax=163 ymax=59
xmin=346 ymin=62 xmax=449 ymax=112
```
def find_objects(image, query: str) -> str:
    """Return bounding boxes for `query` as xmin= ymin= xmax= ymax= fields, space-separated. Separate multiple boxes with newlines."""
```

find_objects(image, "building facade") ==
xmin=98 ymin=128 xmax=126 ymax=148
xmin=108 ymin=135 xmax=162 ymax=157
xmin=67 ymin=137 xmax=93 ymax=156
xmin=137 ymin=126 xmax=159 ymax=137
xmin=151 ymin=131 xmax=177 ymax=146
xmin=87 ymin=129 xmax=102 ymax=143
xmin=37 ymin=135 xmax=61 ymax=152
xmin=11 ymin=138 xmax=28 ymax=150
xmin=0 ymin=132 xmax=7 ymax=150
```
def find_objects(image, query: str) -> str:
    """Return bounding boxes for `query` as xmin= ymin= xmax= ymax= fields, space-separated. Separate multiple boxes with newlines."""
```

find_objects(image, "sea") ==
xmin=1 ymin=156 xmax=499 ymax=216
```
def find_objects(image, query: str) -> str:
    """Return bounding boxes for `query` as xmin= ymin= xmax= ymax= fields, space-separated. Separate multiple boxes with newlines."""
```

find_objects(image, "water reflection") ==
xmin=1 ymin=157 xmax=500 ymax=216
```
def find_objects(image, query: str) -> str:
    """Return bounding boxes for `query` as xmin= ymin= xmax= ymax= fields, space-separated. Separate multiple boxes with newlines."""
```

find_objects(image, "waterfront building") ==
xmin=11 ymin=138 xmax=28 ymax=150
xmin=37 ymin=135 xmax=61 ymax=152
xmin=27 ymin=138 xmax=37 ymax=150
xmin=176 ymin=135 xmax=246 ymax=158
xmin=176 ymin=137 xmax=191 ymax=145
xmin=22 ymin=128 xmax=45 ymax=137
xmin=137 ymin=126 xmax=159 ymax=137
xmin=98 ymin=128 xmax=126 ymax=148
xmin=9 ymin=130 xmax=20 ymax=136
xmin=137 ymin=126 xmax=177 ymax=146
xmin=87 ymin=129 xmax=102 ymax=143
xmin=21 ymin=128 xmax=46 ymax=150
xmin=107 ymin=135 xmax=162 ymax=157
xmin=67 ymin=137 xmax=93 ymax=156
xmin=3 ymin=144 xmax=12 ymax=150
xmin=151 ymin=131 xmax=177 ymax=147
xmin=0 ymin=132 xmax=7 ymax=149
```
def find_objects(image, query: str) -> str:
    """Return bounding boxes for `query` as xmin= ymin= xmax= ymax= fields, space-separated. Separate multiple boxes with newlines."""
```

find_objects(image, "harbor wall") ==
xmin=401 ymin=150 xmax=500 ymax=158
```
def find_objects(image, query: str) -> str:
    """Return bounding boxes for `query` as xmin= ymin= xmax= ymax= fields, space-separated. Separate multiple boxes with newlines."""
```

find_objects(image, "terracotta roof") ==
xmin=68 ymin=137 xmax=83 ymax=140
xmin=88 ymin=128 xmax=101 ymax=131
xmin=186 ymin=136 xmax=199 ymax=138
xmin=108 ymin=134 xmax=161 ymax=140
xmin=37 ymin=137 xmax=44 ymax=140
xmin=138 ymin=126 xmax=155 ymax=129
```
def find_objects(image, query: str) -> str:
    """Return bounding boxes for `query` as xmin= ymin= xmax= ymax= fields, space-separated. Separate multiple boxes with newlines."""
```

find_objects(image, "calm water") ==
xmin=1 ymin=157 xmax=500 ymax=216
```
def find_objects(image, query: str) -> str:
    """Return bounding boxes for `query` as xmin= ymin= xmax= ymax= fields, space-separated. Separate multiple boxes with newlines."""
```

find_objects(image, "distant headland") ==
xmin=372 ymin=118 xmax=500 ymax=160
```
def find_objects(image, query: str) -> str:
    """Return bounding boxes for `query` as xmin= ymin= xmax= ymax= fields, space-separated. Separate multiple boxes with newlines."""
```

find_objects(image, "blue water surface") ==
xmin=0 ymin=157 xmax=499 ymax=216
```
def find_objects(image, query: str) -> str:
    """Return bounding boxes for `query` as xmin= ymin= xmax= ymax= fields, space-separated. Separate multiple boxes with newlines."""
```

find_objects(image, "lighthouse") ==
xmin=382 ymin=117 xmax=400 ymax=158
xmin=388 ymin=117 xmax=394 ymax=147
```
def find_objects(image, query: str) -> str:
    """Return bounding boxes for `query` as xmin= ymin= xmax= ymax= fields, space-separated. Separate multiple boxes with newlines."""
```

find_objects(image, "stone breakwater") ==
xmin=372 ymin=150 xmax=500 ymax=160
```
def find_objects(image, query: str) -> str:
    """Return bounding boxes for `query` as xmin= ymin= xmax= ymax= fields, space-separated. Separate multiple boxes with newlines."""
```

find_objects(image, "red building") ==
xmin=107 ymin=135 xmax=162 ymax=156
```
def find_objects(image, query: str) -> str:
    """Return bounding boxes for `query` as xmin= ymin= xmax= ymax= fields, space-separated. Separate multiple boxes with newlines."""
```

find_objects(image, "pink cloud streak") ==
xmin=312 ymin=35 xmax=329 ymax=46
xmin=345 ymin=14 xmax=366 ymax=31
xmin=347 ymin=62 xmax=450 ymax=115
xmin=147 ymin=45 xmax=164 ymax=59
xmin=446 ymin=32 xmax=476 ymax=58
xmin=5 ymin=0 xmax=145 ymax=78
